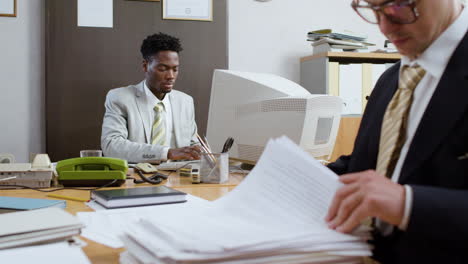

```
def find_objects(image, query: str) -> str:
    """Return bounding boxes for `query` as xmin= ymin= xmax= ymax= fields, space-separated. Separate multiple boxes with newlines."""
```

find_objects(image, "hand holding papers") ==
xmin=120 ymin=136 xmax=372 ymax=263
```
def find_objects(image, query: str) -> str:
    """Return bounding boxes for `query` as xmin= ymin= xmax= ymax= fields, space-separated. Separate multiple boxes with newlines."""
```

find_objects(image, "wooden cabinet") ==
xmin=300 ymin=52 xmax=401 ymax=95
xmin=330 ymin=116 xmax=362 ymax=162
xmin=299 ymin=52 xmax=400 ymax=161
xmin=301 ymin=52 xmax=400 ymax=114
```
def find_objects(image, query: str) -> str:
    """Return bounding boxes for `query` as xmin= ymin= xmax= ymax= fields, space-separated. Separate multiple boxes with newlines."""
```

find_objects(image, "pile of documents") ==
xmin=119 ymin=137 xmax=372 ymax=264
xmin=0 ymin=207 xmax=82 ymax=249
xmin=0 ymin=242 xmax=91 ymax=264
xmin=307 ymin=29 xmax=375 ymax=53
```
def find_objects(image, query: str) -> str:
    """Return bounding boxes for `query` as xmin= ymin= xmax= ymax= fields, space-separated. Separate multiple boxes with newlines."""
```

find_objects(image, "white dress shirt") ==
xmin=144 ymin=82 xmax=176 ymax=160
xmin=391 ymin=5 xmax=468 ymax=230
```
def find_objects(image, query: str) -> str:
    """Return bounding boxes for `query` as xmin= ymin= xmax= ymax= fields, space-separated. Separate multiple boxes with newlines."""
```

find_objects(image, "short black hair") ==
xmin=140 ymin=32 xmax=183 ymax=61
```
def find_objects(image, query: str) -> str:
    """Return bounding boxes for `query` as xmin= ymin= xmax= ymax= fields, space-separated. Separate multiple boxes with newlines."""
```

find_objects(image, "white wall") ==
xmin=0 ymin=1 xmax=45 ymax=162
xmin=228 ymin=0 xmax=387 ymax=82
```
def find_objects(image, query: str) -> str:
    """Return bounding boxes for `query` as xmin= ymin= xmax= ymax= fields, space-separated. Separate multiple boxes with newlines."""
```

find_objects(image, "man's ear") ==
xmin=142 ymin=59 xmax=148 ymax=73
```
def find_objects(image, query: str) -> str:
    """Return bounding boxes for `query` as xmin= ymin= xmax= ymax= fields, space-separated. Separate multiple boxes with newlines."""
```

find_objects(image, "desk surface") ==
xmin=0 ymin=171 xmax=246 ymax=263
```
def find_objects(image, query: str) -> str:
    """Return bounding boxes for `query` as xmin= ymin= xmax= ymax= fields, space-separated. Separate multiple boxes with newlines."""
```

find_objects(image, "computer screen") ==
xmin=206 ymin=70 xmax=343 ymax=164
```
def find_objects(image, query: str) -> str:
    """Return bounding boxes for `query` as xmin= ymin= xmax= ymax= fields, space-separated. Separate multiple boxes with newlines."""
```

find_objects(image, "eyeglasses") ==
xmin=351 ymin=0 xmax=420 ymax=24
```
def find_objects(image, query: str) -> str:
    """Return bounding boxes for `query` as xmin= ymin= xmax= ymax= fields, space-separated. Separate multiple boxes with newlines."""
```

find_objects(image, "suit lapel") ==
xmin=134 ymin=81 xmax=152 ymax=143
xmin=399 ymin=36 xmax=468 ymax=183
xmin=350 ymin=64 xmax=400 ymax=173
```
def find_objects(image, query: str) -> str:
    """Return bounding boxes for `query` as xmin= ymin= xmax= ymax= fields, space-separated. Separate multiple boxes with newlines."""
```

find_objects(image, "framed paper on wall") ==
xmin=0 ymin=0 xmax=16 ymax=17
xmin=162 ymin=0 xmax=212 ymax=21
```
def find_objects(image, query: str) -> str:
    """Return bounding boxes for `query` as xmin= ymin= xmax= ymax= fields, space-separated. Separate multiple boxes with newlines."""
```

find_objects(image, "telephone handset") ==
xmin=133 ymin=163 xmax=168 ymax=184
xmin=31 ymin=154 xmax=52 ymax=169
xmin=56 ymin=157 xmax=128 ymax=187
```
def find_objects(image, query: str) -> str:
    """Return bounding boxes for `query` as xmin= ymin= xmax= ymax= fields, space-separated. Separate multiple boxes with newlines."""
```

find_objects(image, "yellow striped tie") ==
xmin=151 ymin=102 xmax=167 ymax=146
xmin=376 ymin=65 xmax=426 ymax=177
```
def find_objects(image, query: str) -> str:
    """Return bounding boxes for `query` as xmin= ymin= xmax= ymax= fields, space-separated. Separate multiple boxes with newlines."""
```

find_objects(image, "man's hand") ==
xmin=167 ymin=146 xmax=202 ymax=160
xmin=325 ymin=170 xmax=406 ymax=233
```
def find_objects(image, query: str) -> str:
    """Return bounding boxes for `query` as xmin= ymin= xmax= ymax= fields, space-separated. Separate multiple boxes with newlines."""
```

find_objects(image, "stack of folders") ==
xmin=0 ymin=207 xmax=82 ymax=249
xmin=0 ymin=196 xmax=66 ymax=213
xmin=119 ymin=137 xmax=372 ymax=264
xmin=307 ymin=29 xmax=375 ymax=53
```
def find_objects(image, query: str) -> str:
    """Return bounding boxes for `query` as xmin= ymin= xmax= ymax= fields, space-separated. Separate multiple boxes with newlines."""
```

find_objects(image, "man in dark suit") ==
xmin=325 ymin=0 xmax=468 ymax=263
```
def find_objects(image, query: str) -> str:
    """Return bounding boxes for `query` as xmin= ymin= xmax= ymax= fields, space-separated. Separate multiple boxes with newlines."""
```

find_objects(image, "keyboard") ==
xmin=156 ymin=160 xmax=200 ymax=171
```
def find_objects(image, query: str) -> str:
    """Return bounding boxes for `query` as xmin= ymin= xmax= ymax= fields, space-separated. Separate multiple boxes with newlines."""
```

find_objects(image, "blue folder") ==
xmin=0 ymin=196 xmax=66 ymax=211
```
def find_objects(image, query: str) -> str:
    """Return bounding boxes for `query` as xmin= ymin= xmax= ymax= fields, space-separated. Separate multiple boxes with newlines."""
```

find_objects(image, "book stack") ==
xmin=307 ymin=29 xmax=375 ymax=53
xmin=119 ymin=137 xmax=372 ymax=264
xmin=91 ymin=186 xmax=187 ymax=209
xmin=0 ymin=207 xmax=82 ymax=249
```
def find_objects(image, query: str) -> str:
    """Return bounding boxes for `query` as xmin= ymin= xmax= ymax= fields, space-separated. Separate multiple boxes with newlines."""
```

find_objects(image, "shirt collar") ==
xmin=144 ymin=81 xmax=170 ymax=105
xmin=401 ymin=5 xmax=468 ymax=79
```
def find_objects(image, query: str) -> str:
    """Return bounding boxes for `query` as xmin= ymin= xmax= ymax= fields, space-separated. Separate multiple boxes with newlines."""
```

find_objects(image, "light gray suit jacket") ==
xmin=101 ymin=81 xmax=198 ymax=163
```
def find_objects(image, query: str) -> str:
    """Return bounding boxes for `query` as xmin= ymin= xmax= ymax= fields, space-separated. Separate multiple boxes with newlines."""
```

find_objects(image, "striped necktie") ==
xmin=376 ymin=65 xmax=426 ymax=178
xmin=374 ymin=65 xmax=425 ymax=236
xmin=151 ymin=102 xmax=167 ymax=146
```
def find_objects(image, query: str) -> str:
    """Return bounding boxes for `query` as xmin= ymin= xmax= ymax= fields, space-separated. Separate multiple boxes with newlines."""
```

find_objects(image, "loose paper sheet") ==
xmin=164 ymin=0 xmax=212 ymax=20
xmin=0 ymin=0 xmax=14 ymax=15
xmin=0 ymin=242 xmax=90 ymax=264
xmin=77 ymin=0 xmax=113 ymax=28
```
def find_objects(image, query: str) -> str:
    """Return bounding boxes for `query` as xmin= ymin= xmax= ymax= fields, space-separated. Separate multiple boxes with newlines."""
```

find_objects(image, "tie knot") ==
xmin=154 ymin=102 xmax=164 ymax=112
xmin=399 ymin=65 xmax=426 ymax=91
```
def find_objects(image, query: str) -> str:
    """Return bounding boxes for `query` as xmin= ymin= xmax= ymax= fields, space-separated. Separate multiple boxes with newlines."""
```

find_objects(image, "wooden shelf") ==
xmin=301 ymin=52 xmax=401 ymax=64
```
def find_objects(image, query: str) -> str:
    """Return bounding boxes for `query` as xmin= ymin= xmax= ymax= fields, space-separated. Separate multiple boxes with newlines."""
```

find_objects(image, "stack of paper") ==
xmin=307 ymin=29 xmax=374 ymax=53
xmin=0 ymin=242 xmax=91 ymax=264
xmin=78 ymin=194 xmax=212 ymax=248
xmin=307 ymin=29 xmax=367 ymax=42
xmin=120 ymin=137 xmax=372 ymax=264
xmin=0 ymin=207 xmax=82 ymax=249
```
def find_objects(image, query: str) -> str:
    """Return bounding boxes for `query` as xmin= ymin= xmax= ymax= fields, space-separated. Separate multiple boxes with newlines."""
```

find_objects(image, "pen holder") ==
xmin=200 ymin=153 xmax=229 ymax=184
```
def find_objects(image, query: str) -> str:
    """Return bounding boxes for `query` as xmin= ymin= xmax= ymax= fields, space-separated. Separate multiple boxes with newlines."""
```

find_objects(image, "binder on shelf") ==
xmin=339 ymin=64 xmax=362 ymax=115
xmin=328 ymin=62 xmax=340 ymax=96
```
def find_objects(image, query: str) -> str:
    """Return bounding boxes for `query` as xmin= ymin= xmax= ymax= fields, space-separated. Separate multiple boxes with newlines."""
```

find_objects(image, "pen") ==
xmin=196 ymin=134 xmax=217 ymax=164
xmin=0 ymin=176 xmax=17 ymax=181
xmin=47 ymin=194 xmax=90 ymax=202
xmin=204 ymin=136 xmax=214 ymax=153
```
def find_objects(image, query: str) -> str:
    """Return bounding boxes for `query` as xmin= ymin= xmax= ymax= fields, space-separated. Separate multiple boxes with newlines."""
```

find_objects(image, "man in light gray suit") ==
xmin=101 ymin=33 xmax=201 ymax=163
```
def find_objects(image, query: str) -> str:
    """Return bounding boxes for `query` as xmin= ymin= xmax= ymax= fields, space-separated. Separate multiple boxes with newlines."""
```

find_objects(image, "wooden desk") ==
xmin=0 ymin=172 xmax=245 ymax=263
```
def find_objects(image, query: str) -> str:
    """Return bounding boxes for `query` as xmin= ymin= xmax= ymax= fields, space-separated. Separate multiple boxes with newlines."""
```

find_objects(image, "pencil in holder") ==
xmin=200 ymin=153 xmax=229 ymax=183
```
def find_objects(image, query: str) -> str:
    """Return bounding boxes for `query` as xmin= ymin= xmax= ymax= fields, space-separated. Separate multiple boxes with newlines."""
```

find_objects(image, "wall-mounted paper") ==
xmin=78 ymin=0 xmax=113 ymax=28
xmin=163 ymin=0 xmax=212 ymax=21
xmin=0 ymin=0 xmax=15 ymax=15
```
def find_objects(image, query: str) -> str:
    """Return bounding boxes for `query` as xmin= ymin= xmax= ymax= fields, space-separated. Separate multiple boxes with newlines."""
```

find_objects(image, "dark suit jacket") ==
xmin=328 ymin=31 xmax=468 ymax=263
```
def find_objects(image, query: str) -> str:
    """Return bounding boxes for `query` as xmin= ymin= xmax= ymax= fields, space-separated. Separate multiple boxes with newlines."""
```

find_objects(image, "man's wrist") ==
xmin=162 ymin=147 xmax=170 ymax=161
xmin=398 ymin=185 xmax=413 ymax=231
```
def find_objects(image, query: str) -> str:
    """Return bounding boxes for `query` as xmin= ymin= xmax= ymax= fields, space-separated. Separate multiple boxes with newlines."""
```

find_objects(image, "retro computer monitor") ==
xmin=206 ymin=70 xmax=343 ymax=164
